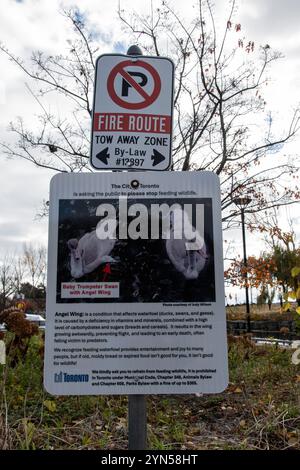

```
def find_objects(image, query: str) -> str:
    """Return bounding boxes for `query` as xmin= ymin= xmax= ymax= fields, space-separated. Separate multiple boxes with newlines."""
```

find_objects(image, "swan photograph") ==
xmin=55 ymin=197 xmax=216 ymax=303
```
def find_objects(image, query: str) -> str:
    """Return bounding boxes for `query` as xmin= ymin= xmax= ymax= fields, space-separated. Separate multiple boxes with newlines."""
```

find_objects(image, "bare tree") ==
xmin=118 ymin=0 xmax=300 ymax=226
xmin=23 ymin=244 xmax=47 ymax=293
xmin=0 ymin=8 xmax=96 ymax=173
xmin=0 ymin=257 xmax=15 ymax=310
xmin=0 ymin=254 xmax=26 ymax=310
xmin=12 ymin=255 xmax=26 ymax=296
xmin=0 ymin=1 xmax=299 ymax=227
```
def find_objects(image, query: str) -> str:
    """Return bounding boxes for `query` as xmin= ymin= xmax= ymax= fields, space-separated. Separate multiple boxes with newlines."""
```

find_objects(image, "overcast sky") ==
xmin=0 ymin=0 xmax=299 ymax=302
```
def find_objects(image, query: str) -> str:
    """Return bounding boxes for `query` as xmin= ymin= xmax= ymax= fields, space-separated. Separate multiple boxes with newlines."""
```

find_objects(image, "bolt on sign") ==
xmin=44 ymin=171 xmax=228 ymax=395
xmin=90 ymin=54 xmax=174 ymax=171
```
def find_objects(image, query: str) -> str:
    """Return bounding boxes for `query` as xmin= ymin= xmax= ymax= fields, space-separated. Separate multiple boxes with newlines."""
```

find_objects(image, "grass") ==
xmin=0 ymin=333 xmax=300 ymax=450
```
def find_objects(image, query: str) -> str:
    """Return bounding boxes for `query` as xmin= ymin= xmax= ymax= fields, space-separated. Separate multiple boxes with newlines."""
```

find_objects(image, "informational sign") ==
xmin=44 ymin=171 xmax=228 ymax=395
xmin=90 ymin=54 xmax=174 ymax=171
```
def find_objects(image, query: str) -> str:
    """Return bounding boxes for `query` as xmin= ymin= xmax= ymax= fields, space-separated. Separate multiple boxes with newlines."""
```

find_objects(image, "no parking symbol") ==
xmin=91 ymin=54 xmax=174 ymax=171
xmin=107 ymin=60 xmax=161 ymax=110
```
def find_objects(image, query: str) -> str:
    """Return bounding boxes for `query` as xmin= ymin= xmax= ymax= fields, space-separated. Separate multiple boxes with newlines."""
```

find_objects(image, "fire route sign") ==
xmin=90 ymin=54 xmax=174 ymax=171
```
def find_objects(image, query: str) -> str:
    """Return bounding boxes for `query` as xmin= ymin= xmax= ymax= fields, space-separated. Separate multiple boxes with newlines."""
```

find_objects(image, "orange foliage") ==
xmin=0 ymin=306 xmax=39 ymax=367
xmin=224 ymin=256 xmax=277 ymax=288
xmin=0 ymin=307 xmax=39 ymax=338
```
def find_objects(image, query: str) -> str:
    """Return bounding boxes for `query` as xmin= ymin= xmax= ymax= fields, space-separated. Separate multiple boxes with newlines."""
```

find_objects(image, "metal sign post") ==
xmin=128 ymin=394 xmax=147 ymax=450
xmin=125 ymin=46 xmax=147 ymax=452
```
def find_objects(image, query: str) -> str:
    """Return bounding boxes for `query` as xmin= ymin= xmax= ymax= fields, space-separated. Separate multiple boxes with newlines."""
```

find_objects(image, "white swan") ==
xmin=67 ymin=231 xmax=116 ymax=279
xmin=165 ymin=209 xmax=208 ymax=280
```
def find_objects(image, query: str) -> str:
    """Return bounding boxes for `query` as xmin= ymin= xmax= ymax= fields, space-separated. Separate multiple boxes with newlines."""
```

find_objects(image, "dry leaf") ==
xmin=288 ymin=437 xmax=299 ymax=447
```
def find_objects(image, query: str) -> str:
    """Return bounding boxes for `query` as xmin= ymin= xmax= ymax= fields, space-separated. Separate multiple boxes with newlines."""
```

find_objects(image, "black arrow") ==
xmin=151 ymin=149 xmax=165 ymax=167
xmin=95 ymin=147 xmax=110 ymax=165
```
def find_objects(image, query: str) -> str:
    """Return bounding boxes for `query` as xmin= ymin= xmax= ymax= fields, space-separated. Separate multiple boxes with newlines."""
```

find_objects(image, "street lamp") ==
xmin=233 ymin=196 xmax=252 ymax=333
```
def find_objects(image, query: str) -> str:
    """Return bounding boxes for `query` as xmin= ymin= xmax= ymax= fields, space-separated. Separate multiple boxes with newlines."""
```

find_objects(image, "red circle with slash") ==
xmin=107 ymin=60 xmax=161 ymax=110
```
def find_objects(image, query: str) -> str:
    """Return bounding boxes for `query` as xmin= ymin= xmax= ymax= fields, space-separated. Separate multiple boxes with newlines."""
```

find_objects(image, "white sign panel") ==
xmin=44 ymin=172 xmax=228 ymax=395
xmin=90 ymin=54 xmax=174 ymax=171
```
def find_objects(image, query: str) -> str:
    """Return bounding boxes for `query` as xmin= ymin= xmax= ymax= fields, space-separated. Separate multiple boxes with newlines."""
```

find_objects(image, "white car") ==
xmin=25 ymin=314 xmax=45 ymax=329
xmin=0 ymin=313 xmax=45 ymax=331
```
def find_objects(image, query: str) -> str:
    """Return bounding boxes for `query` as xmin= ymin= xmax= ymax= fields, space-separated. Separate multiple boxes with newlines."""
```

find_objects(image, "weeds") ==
xmin=0 ymin=333 xmax=299 ymax=450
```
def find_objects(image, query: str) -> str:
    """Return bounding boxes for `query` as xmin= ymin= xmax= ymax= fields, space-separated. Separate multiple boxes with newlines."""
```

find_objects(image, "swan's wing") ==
xmin=81 ymin=234 xmax=116 ymax=274
xmin=97 ymin=238 xmax=116 ymax=257
xmin=166 ymin=239 xmax=187 ymax=272
xmin=81 ymin=235 xmax=98 ymax=266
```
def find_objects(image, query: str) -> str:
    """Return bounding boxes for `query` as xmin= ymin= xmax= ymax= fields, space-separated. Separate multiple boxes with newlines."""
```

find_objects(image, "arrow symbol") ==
xmin=151 ymin=149 xmax=165 ymax=167
xmin=103 ymin=263 xmax=111 ymax=282
xmin=96 ymin=147 xmax=110 ymax=165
